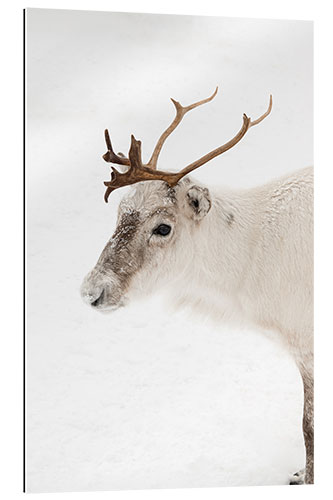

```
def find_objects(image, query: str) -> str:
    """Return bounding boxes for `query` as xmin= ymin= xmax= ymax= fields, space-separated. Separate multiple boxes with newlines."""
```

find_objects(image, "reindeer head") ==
xmin=81 ymin=89 xmax=272 ymax=311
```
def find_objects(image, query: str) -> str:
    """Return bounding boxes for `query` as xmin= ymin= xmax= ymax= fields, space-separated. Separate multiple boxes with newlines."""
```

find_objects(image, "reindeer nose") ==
xmin=81 ymin=279 xmax=106 ymax=308
xmin=90 ymin=289 xmax=105 ymax=307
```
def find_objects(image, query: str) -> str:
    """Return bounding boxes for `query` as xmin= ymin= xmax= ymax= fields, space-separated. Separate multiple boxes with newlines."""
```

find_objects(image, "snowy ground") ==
xmin=25 ymin=9 xmax=312 ymax=493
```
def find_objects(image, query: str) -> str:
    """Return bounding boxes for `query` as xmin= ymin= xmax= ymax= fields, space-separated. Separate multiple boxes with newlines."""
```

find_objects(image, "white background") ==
xmin=25 ymin=7 xmax=312 ymax=494
xmin=0 ymin=1 xmax=332 ymax=500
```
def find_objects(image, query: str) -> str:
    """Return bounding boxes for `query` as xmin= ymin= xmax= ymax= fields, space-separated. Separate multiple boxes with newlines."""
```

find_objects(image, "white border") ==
xmin=1 ymin=0 xmax=332 ymax=499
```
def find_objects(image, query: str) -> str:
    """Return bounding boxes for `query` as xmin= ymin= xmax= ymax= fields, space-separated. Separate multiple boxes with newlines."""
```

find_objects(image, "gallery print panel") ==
xmin=25 ymin=8 xmax=313 ymax=492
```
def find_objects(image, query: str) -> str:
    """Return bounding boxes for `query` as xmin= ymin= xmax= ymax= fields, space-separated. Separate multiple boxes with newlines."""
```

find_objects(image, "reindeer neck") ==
xmin=195 ymin=186 xmax=261 ymax=295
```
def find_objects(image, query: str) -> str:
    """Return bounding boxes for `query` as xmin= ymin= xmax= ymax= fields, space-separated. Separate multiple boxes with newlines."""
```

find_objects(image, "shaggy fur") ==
xmin=81 ymin=166 xmax=313 ymax=484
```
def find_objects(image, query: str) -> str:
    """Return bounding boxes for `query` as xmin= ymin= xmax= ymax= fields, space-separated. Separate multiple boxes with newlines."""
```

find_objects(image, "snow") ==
xmin=25 ymin=8 xmax=312 ymax=493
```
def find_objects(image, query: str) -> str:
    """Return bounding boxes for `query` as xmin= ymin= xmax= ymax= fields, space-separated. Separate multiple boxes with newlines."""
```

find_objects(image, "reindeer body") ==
xmin=81 ymin=89 xmax=313 ymax=484
xmin=207 ymin=167 xmax=313 ymax=356
xmin=82 ymin=166 xmax=313 ymax=484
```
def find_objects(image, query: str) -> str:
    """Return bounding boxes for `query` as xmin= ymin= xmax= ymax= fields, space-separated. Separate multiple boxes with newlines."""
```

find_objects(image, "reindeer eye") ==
xmin=153 ymin=224 xmax=171 ymax=236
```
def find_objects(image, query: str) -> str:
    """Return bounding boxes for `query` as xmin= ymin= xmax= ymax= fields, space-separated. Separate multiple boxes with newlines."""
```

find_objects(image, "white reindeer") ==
xmin=81 ymin=88 xmax=313 ymax=485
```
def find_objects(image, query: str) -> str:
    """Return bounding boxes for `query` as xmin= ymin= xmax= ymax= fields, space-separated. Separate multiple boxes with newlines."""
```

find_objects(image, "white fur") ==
xmin=177 ymin=167 xmax=313 ymax=363
xmin=82 ymin=165 xmax=314 ymax=484
xmin=128 ymin=168 xmax=313 ymax=372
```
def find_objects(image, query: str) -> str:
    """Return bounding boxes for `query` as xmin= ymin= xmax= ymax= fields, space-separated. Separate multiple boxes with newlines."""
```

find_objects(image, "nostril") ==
xmin=91 ymin=289 xmax=105 ymax=307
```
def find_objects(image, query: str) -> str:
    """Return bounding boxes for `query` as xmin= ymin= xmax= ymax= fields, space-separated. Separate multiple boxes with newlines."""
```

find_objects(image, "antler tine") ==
xmin=104 ymin=185 xmax=115 ymax=203
xmin=173 ymin=95 xmax=273 ymax=182
xmin=248 ymin=94 xmax=273 ymax=127
xmin=103 ymin=129 xmax=131 ymax=166
xmin=103 ymin=134 xmax=157 ymax=202
xmin=128 ymin=134 xmax=144 ymax=169
xmin=147 ymin=87 xmax=218 ymax=170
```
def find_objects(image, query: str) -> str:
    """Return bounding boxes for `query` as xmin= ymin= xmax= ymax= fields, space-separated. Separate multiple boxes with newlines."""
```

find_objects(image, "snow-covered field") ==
xmin=25 ymin=9 xmax=312 ymax=492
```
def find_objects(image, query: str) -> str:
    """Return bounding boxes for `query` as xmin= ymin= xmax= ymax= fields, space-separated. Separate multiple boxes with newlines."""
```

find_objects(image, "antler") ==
xmin=174 ymin=94 xmax=273 ymax=180
xmin=103 ymin=130 xmax=130 ymax=166
xmin=102 ymin=90 xmax=272 ymax=202
xmin=147 ymin=87 xmax=218 ymax=169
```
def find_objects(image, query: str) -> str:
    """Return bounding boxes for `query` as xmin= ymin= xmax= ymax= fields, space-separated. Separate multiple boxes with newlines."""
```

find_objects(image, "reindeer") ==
xmin=81 ymin=88 xmax=313 ymax=485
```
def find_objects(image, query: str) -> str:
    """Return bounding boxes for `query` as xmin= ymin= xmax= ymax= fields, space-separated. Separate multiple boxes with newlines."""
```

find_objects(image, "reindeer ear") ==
xmin=185 ymin=185 xmax=211 ymax=220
